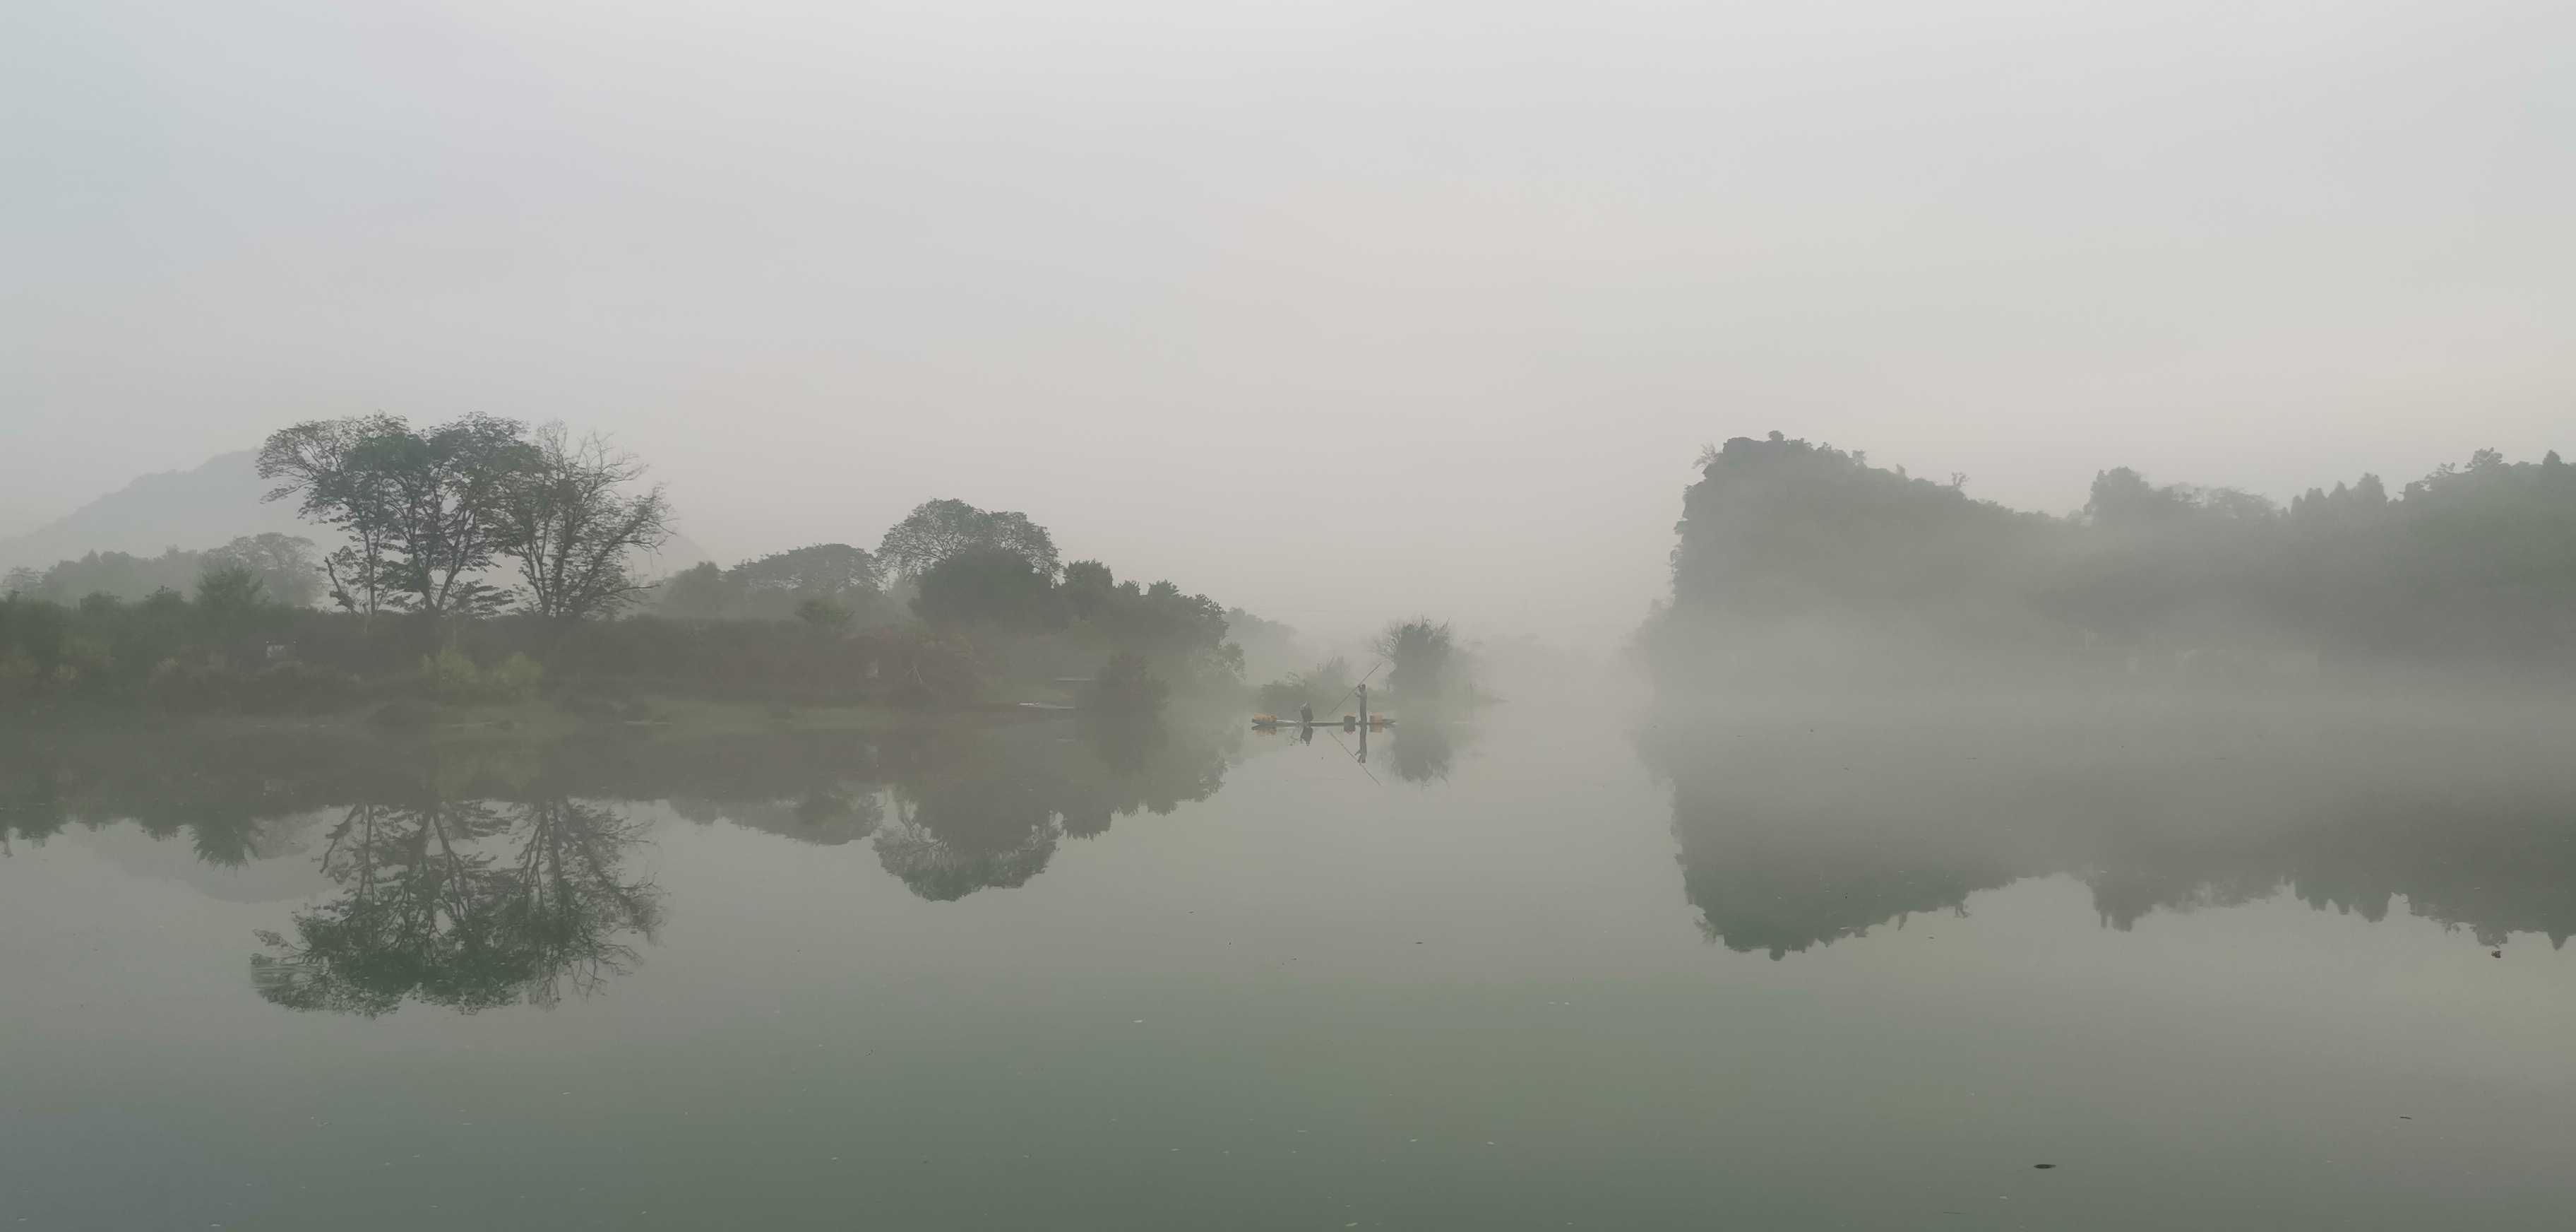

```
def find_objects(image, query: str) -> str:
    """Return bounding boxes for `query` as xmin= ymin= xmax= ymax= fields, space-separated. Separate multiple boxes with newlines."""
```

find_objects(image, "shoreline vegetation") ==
xmin=0 ymin=415 xmax=1476 ymax=728
xmin=28 ymin=418 xmax=2564 ymax=723
xmin=1642 ymin=432 xmax=2576 ymax=687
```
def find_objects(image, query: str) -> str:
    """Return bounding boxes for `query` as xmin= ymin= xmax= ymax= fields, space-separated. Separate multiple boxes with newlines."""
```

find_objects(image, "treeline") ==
xmin=1645 ymin=432 xmax=2576 ymax=680
xmin=4 ymin=534 xmax=325 ymax=608
xmin=0 ymin=416 xmax=1247 ymax=716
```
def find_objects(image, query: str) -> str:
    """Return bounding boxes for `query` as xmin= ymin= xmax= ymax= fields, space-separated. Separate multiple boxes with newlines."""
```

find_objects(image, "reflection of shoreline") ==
xmin=1 ymin=716 xmax=1248 ymax=1014
xmin=65 ymin=812 xmax=338 ymax=904
xmin=1638 ymin=695 xmax=2576 ymax=959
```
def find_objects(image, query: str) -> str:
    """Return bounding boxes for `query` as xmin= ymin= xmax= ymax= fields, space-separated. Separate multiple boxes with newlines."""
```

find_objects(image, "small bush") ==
xmin=422 ymin=648 xmax=483 ymax=702
xmin=419 ymin=648 xmax=542 ymax=704
xmin=488 ymin=652 xmax=543 ymax=700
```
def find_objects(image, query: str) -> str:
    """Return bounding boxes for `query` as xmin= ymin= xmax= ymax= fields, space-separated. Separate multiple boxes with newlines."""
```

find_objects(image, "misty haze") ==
xmin=6 ymin=4 xmax=2576 ymax=1230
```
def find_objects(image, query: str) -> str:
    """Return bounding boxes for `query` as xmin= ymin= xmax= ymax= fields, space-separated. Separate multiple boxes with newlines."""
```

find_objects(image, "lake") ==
xmin=5 ymin=684 xmax=2575 ymax=1230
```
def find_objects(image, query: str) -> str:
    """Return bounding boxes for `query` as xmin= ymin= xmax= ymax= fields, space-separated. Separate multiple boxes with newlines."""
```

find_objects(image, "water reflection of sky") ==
xmin=6 ymin=697 xmax=2576 ymax=1228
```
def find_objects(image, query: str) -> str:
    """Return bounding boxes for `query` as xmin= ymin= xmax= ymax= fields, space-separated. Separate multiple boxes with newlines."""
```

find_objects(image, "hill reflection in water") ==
xmin=1637 ymin=692 xmax=2576 ymax=959
xmin=10 ymin=690 xmax=2575 ymax=1017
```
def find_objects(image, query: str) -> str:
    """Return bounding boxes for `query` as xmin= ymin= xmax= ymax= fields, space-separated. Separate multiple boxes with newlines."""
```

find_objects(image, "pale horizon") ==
xmin=8 ymin=1 xmax=2573 ymax=645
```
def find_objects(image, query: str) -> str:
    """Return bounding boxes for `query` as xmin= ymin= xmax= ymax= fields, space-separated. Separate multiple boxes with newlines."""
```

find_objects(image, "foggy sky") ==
xmin=6 ymin=1 xmax=2572 ymax=645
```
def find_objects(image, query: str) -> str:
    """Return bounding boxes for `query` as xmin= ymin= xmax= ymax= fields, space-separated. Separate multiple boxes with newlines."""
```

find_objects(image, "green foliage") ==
xmin=794 ymin=596 xmax=855 ymax=630
xmin=260 ymin=413 xmax=537 ymax=617
xmin=2 ymin=473 xmax=1245 ymax=713
xmin=1073 ymin=572 xmax=1243 ymax=691
xmin=489 ymin=651 xmax=544 ymax=698
xmin=5 ymin=583 xmax=306 ymax=704
xmin=878 ymin=498 xmax=1058 ymax=580
xmin=420 ymin=648 xmax=484 ymax=701
xmin=208 ymin=533 xmax=326 ymax=608
xmin=1652 ymin=433 xmax=2576 ymax=674
xmin=1373 ymin=618 xmax=1457 ymax=697
xmin=912 ymin=544 xmax=1066 ymax=632
xmin=1079 ymin=653 xmax=1169 ymax=714
xmin=657 ymin=562 xmax=733 ymax=617
xmin=417 ymin=648 xmax=542 ymax=704
xmin=1 ymin=535 xmax=321 ymax=609
xmin=656 ymin=545 xmax=886 ymax=623
xmin=195 ymin=559 xmax=267 ymax=610
xmin=1663 ymin=433 xmax=2060 ymax=653
xmin=1061 ymin=559 xmax=1114 ymax=618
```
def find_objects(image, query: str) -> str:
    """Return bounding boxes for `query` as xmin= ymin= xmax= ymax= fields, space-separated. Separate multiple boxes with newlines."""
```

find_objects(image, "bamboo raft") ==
xmin=1252 ymin=713 xmax=1395 ymax=730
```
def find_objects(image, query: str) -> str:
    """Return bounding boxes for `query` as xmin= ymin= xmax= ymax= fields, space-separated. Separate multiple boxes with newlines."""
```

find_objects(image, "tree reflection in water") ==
xmin=1384 ymin=719 xmax=1468 ymax=784
xmin=1639 ymin=694 xmax=2576 ymax=959
xmin=869 ymin=718 xmax=1232 ymax=900
xmin=252 ymin=795 xmax=663 ymax=1017
xmin=1 ymin=714 xmax=1240 ymax=1014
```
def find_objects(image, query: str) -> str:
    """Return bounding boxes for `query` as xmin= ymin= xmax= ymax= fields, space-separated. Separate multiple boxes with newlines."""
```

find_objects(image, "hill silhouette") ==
xmin=0 ymin=449 xmax=710 ymax=579
xmin=0 ymin=452 xmax=302 ymax=570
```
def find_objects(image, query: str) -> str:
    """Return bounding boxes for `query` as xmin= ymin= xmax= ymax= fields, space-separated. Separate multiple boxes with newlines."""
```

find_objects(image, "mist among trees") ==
xmin=1 ymin=417 xmax=1265 ymax=718
xmin=1644 ymin=432 xmax=2576 ymax=682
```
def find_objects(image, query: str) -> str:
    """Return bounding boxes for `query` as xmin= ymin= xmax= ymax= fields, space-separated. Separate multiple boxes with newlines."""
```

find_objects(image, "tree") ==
xmin=733 ymin=543 xmax=883 ymax=612
xmin=205 ymin=534 xmax=323 ymax=608
xmin=496 ymin=423 xmax=673 ymax=620
xmin=656 ymin=545 xmax=883 ymax=622
xmin=1373 ymin=617 xmax=1457 ymax=698
xmin=1061 ymin=559 xmax=1114 ymax=618
xmin=656 ymin=562 xmax=736 ymax=618
xmin=193 ymin=560 xmax=267 ymax=611
xmin=257 ymin=415 xmax=408 ymax=626
xmin=261 ymin=413 xmax=537 ymax=620
xmin=878 ymin=499 xmax=1059 ymax=581
xmin=795 ymin=596 xmax=855 ymax=630
xmin=911 ymin=544 xmax=1065 ymax=630
xmin=358 ymin=414 xmax=537 ymax=617
xmin=1081 ymin=576 xmax=1244 ymax=689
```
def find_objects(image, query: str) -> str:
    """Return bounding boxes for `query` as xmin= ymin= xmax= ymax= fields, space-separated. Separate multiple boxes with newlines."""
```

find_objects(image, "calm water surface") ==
xmin=5 ymin=687 xmax=2576 ymax=1230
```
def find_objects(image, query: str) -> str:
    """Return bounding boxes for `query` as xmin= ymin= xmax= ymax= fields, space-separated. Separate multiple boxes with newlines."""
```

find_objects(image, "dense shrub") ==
xmin=1078 ymin=653 xmax=1169 ymax=714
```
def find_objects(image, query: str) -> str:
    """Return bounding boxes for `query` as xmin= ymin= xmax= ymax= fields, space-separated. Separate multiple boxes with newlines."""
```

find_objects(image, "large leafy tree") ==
xmin=261 ymin=413 xmax=539 ymax=618
xmin=878 ymin=499 xmax=1058 ymax=581
xmin=204 ymin=533 xmax=323 ymax=609
xmin=911 ymin=543 xmax=1065 ymax=631
xmin=732 ymin=543 xmax=883 ymax=603
xmin=256 ymin=415 xmax=408 ymax=623
xmin=362 ymin=414 xmax=538 ymax=617
xmin=657 ymin=543 xmax=883 ymax=621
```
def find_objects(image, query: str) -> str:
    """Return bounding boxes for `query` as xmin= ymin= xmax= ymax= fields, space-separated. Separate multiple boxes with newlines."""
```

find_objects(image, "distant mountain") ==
xmin=0 ymin=451 xmax=306 ymax=570
xmin=0 ymin=449 xmax=712 ymax=579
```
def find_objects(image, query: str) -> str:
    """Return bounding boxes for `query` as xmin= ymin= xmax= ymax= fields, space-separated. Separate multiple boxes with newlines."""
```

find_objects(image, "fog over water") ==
xmin=8 ymin=1 xmax=2576 ymax=645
